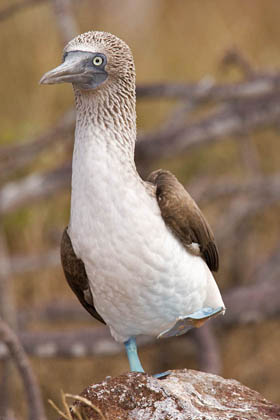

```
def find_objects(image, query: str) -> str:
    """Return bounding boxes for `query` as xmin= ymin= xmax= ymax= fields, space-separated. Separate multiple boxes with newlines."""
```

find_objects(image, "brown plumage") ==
xmin=60 ymin=228 xmax=105 ymax=324
xmin=147 ymin=169 xmax=219 ymax=272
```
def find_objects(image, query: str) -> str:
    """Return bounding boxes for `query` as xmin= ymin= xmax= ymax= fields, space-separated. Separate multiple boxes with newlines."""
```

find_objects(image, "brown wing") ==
xmin=61 ymin=227 xmax=105 ymax=324
xmin=147 ymin=169 xmax=219 ymax=272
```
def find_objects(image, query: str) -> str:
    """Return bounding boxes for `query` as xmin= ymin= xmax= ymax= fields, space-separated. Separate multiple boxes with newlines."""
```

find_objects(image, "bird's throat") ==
xmin=73 ymin=85 xmax=136 ymax=157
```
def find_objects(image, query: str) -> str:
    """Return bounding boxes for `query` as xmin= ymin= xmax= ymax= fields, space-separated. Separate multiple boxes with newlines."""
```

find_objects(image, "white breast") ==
xmin=68 ymin=127 xmax=224 ymax=342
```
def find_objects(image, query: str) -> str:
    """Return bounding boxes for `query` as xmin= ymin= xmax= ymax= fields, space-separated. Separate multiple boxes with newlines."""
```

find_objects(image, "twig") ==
xmin=49 ymin=399 xmax=70 ymax=420
xmin=2 ymin=248 xmax=60 ymax=276
xmin=0 ymin=164 xmax=71 ymax=215
xmin=66 ymin=394 xmax=106 ymax=420
xmin=49 ymin=391 xmax=107 ymax=420
xmin=0 ymin=319 xmax=47 ymax=420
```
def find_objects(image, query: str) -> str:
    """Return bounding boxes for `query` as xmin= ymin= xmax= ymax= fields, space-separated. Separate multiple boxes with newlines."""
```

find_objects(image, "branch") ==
xmin=1 ymin=149 xmax=280 ymax=218
xmin=215 ymin=189 xmax=280 ymax=245
xmin=189 ymin=173 xmax=280 ymax=204
xmin=220 ymin=248 xmax=280 ymax=326
xmin=136 ymin=92 xmax=280 ymax=167
xmin=0 ymin=319 xmax=47 ymax=420
xmin=0 ymin=327 xmax=153 ymax=359
xmin=0 ymin=109 xmax=74 ymax=182
xmin=136 ymin=71 xmax=280 ymax=101
xmin=18 ymin=301 xmax=91 ymax=329
xmin=0 ymin=164 xmax=71 ymax=215
xmin=6 ymin=249 xmax=60 ymax=276
xmin=3 ymin=71 xmax=280 ymax=177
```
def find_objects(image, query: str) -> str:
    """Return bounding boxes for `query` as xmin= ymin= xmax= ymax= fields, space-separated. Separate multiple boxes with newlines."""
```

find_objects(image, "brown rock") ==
xmin=64 ymin=369 xmax=280 ymax=420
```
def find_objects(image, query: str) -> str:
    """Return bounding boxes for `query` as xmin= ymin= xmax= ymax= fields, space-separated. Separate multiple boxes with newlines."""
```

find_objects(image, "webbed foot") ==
xmin=157 ymin=306 xmax=225 ymax=339
xmin=153 ymin=370 xmax=171 ymax=379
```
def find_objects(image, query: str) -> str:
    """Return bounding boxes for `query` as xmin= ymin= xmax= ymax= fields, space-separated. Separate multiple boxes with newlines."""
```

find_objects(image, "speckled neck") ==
xmin=73 ymin=77 xmax=136 ymax=164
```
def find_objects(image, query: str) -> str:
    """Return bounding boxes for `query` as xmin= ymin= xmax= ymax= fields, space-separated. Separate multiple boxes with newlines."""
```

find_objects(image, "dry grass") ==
xmin=49 ymin=390 xmax=106 ymax=420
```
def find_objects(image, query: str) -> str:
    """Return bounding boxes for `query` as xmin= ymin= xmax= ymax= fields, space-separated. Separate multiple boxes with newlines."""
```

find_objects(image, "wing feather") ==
xmin=61 ymin=227 xmax=105 ymax=324
xmin=147 ymin=169 xmax=219 ymax=271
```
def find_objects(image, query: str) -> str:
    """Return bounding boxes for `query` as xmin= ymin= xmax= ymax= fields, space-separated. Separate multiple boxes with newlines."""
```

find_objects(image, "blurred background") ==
xmin=0 ymin=0 xmax=280 ymax=418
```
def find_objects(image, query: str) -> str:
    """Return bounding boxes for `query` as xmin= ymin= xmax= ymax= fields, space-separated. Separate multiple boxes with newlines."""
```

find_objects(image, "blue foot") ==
xmin=153 ymin=370 xmax=171 ymax=379
xmin=157 ymin=306 xmax=225 ymax=339
xmin=124 ymin=337 xmax=145 ymax=373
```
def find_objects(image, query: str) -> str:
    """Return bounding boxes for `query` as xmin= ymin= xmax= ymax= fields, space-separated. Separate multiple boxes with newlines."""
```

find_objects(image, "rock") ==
xmin=63 ymin=369 xmax=280 ymax=420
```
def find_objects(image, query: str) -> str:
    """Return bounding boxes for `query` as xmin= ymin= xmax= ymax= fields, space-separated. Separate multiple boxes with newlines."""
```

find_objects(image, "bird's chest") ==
xmin=67 ymin=136 xmax=209 ymax=342
xmin=71 ymin=173 xmax=150 ymax=263
xmin=68 ymin=143 xmax=164 ymax=291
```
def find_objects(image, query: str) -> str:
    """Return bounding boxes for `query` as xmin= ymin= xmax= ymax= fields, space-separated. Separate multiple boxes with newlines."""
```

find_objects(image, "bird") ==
xmin=40 ymin=31 xmax=225 ymax=376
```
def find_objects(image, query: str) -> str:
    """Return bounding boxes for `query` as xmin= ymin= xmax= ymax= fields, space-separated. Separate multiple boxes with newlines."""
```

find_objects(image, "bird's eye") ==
xmin=93 ymin=56 xmax=104 ymax=66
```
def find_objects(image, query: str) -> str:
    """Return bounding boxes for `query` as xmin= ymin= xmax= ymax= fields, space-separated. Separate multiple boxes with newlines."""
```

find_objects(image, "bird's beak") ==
xmin=39 ymin=54 xmax=85 ymax=85
xmin=39 ymin=51 xmax=108 ymax=90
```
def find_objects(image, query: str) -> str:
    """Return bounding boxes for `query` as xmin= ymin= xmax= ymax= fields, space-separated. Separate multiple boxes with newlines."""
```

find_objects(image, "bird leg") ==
xmin=153 ymin=370 xmax=171 ymax=379
xmin=157 ymin=306 xmax=225 ymax=339
xmin=124 ymin=337 xmax=145 ymax=373
xmin=124 ymin=337 xmax=171 ymax=379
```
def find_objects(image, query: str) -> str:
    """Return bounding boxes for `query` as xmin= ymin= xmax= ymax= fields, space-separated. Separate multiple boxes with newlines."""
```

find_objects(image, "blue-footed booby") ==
xmin=40 ymin=31 xmax=225 ymax=375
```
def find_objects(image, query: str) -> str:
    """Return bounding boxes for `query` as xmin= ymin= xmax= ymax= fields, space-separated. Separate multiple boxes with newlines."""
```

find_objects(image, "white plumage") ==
xmin=68 ymin=114 xmax=224 ymax=342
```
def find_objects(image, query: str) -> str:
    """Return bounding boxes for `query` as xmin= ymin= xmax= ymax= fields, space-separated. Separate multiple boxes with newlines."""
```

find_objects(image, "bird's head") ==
xmin=40 ymin=31 xmax=135 ymax=92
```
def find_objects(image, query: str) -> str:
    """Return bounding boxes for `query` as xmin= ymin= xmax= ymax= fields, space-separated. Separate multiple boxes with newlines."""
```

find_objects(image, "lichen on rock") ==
xmin=59 ymin=369 xmax=280 ymax=420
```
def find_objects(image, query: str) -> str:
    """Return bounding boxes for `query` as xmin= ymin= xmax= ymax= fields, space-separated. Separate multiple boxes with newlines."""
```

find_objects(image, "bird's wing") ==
xmin=60 ymin=227 xmax=105 ymax=324
xmin=147 ymin=169 xmax=219 ymax=272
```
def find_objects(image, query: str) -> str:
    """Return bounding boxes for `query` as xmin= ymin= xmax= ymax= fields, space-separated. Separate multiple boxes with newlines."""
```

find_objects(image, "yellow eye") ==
xmin=93 ymin=56 xmax=103 ymax=66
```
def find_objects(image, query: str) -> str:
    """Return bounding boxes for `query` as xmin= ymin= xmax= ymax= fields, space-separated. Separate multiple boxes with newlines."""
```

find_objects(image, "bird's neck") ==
xmin=73 ymin=85 xmax=136 ymax=165
xmin=69 ymin=84 xmax=142 ymax=238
